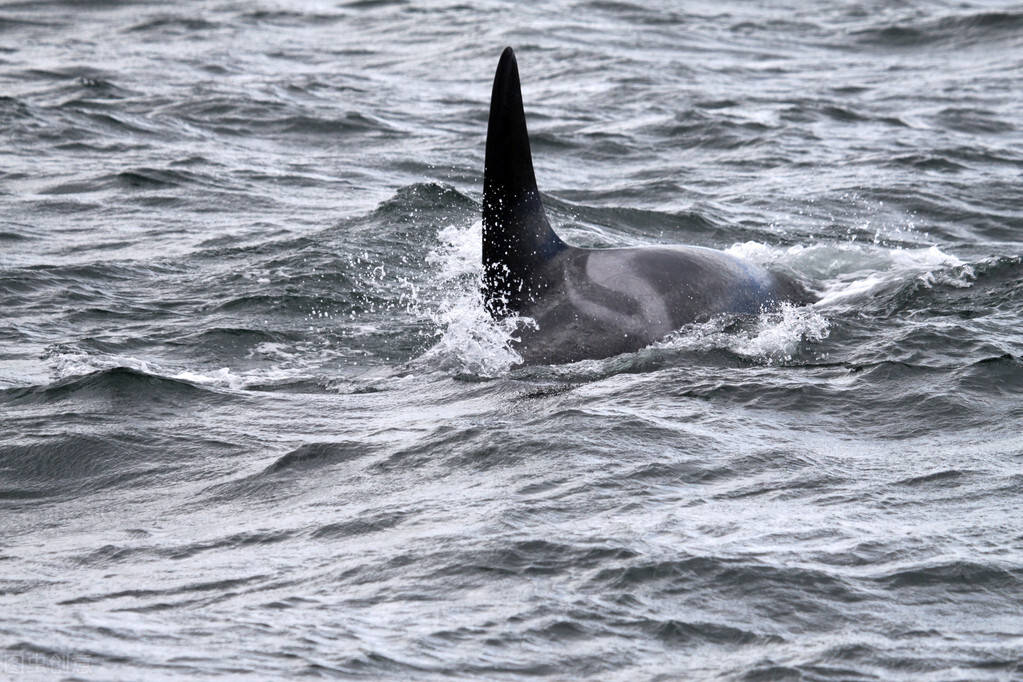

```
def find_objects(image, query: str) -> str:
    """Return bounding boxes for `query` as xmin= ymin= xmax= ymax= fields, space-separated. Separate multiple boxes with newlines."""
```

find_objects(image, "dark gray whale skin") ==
xmin=482 ymin=47 xmax=813 ymax=365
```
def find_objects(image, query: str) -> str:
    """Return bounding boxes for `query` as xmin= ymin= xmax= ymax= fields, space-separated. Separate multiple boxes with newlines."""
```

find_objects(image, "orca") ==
xmin=482 ymin=47 xmax=813 ymax=365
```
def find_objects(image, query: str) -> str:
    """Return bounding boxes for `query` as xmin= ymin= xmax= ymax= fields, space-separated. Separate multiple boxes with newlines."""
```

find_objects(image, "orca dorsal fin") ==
xmin=482 ymin=47 xmax=565 ymax=315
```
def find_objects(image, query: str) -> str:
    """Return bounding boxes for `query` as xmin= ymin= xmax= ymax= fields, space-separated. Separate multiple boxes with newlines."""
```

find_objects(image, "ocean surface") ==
xmin=2 ymin=1 xmax=1022 ymax=679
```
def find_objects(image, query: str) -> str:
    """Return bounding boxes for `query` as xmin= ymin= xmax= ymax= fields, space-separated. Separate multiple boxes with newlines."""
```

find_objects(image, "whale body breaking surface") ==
xmin=481 ymin=47 xmax=814 ymax=365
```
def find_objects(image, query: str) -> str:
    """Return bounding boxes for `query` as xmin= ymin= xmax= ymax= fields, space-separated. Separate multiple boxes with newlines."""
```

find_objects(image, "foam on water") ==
xmin=44 ymin=343 xmax=296 ymax=392
xmin=656 ymin=303 xmax=831 ymax=364
xmin=728 ymin=240 xmax=974 ymax=307
xmin=171 ymin=367 xmax=250 ymax=389
xmin=45 ymin=344 xmax=156 ymax=383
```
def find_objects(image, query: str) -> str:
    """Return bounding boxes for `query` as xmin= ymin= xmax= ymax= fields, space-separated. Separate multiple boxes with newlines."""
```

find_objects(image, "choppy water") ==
xmin=3 ymin=1 xmax=1023 ymax=679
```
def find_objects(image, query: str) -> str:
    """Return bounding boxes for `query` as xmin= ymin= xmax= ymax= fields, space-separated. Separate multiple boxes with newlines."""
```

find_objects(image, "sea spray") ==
xmin=414 ymin=221 xmax=530 ymax=376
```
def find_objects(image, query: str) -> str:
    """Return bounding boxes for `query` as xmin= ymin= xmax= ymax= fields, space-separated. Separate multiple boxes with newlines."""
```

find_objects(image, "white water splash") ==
xmin=736 ymin=303 xmax=831 ymax=360
xmin=414 ymin=220 xmax=529 ymax=376
xmin=658 ymin=303 xmax=831 ymax=364
xmin=727 ymin=240 xmax=974 ymax=307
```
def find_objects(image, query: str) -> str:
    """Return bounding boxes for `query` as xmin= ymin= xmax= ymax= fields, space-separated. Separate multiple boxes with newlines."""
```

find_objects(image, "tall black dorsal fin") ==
xmin=483 ymin=47 xmax=565 ymax=315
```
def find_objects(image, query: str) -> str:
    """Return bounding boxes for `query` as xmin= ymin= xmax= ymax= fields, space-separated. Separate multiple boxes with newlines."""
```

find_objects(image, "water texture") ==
xmin=2 ymin=1 xmax=1022 ymax=679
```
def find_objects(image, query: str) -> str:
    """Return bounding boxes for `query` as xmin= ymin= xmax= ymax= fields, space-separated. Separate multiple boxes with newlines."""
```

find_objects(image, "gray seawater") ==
xmin=3 ymin=1 xmax=1022 ymax=679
